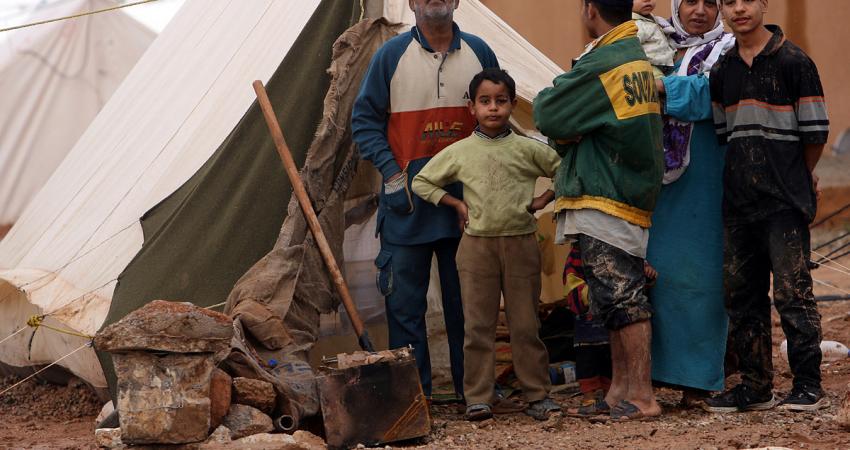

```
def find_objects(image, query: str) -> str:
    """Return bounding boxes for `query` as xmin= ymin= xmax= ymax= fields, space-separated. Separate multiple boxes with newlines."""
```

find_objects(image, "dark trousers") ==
xmin=724 ymin=211 xmax=822 ymax=393
xmin=376 ymin=238 xmax=465 ymax=397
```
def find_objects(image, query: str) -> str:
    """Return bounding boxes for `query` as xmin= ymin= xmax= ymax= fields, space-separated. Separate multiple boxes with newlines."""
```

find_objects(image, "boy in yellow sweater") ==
xmin=412 ymin=68 xmax=561 ymax=421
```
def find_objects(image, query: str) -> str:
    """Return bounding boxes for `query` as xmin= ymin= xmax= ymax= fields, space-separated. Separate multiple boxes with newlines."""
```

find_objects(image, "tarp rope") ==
xmin=810 ymin=201 xmax=850 ymax=229
xmin=813 ymin=250 xmax=850 ymax=273
xmin=0 ymin=341 xmax=92 ymax=397
xmin=26 ymin=315 xmax=94 ymax=340
xmin=0 ymin=0 xmax=159 ymax=33
xmin=814 ymin=230 xmax=850 ymax=251
xmin=827 ymin=248 xmax=850 ymax=263
xmin=813 ymin=278 xmax=850 ymax=297
xmin=0 ymin=326 xmax=27 ymax=347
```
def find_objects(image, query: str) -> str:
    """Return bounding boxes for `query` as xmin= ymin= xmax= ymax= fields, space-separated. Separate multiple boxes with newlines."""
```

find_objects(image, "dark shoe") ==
xmin=566 ymin=398 xmax=611 ymax=418
xmin=702 ymin=384 xmax=776 ymax=413
xmin=465 ymin=403 xmax=493 ymax=421
xmin=525 ymin=397 xmax=561 ymax=421
xmin=778 ymin=387 xmax=830 ymax=411
xmin=610 ymin=400 xmax=659 ymax=422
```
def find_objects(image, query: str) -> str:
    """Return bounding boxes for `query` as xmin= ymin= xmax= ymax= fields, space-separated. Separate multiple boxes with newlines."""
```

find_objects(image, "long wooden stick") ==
xmin=253 ymin=80 xmax=374 ymax=352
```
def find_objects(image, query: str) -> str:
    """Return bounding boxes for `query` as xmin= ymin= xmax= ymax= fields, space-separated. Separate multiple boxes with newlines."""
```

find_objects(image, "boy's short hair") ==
xmin=586 ymin=0 xmax=632 ymax=25
xmin=468 ymin=68 xmax=516 ymax=102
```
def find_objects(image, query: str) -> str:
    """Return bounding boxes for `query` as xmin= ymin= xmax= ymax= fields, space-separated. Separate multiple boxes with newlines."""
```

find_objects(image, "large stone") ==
xmin=94 ymin=300 xmax=233 ymax=353
xmin=222 ymin=404 xmax=274 ymax=440
xmin=210 ymin=369 xmax=233 ymax=430
xmin=94 ymin=428 xmax=123 ymax=449
xmin=114 ymin=352 xmax=214 ymax=444
xmin=293 ymin=430 xmax=327 ymax=450
xmin=232 ymin=377 xmax=276 ymax=414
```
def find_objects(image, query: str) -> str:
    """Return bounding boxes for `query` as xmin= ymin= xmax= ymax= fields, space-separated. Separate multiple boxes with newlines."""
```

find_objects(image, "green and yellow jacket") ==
xmin=534 ymin=21 xmax=663 ymax=228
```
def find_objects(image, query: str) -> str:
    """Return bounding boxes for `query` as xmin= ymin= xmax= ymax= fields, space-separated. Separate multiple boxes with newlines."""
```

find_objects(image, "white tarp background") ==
xmin=0 ymin=0 xmax=154 ymax=226
xmin=0 ymin=0 xmax=564 ymax=389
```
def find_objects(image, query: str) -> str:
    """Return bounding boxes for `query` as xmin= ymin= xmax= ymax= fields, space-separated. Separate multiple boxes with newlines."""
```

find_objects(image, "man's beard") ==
xmin=413 ymin=0 xmax=456 ymax=23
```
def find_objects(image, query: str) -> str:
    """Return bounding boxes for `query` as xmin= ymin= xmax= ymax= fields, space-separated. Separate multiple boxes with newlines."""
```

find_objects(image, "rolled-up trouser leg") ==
xmin=578 ymin=234 xmax=652 ymax=331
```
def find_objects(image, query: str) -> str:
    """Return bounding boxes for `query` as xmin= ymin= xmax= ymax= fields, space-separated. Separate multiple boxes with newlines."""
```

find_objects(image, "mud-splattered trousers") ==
xmin=724 ymin=210 xmax=822 ymax=393
xmin=579 ymin=235 xmax=653 ymax=331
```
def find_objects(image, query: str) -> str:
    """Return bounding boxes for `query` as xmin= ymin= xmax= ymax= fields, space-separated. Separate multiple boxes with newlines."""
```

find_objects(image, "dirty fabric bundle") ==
xmin=223 ymin=18 xmax=402 ymax=423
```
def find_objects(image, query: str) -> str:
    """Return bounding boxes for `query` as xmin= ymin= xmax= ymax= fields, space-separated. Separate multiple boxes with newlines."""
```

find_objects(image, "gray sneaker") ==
xmin=525 ymin=397 xmax=561 ymax=421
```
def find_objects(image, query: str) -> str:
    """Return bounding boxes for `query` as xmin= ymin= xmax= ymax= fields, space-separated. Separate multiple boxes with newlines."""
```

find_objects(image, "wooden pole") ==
xmin=252 ymin=80 xmax=374 ymax=352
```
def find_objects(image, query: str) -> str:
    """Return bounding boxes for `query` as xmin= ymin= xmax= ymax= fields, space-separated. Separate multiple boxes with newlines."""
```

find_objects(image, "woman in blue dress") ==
xmin=647 ymin=0 xmax=735 ymax=406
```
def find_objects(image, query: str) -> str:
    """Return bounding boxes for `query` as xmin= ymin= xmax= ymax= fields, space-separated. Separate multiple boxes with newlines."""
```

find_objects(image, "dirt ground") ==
xmin=3 ymin=277 xmax=850 ymax=450
xmin=1 ymin=168 xmax=849 ymax=449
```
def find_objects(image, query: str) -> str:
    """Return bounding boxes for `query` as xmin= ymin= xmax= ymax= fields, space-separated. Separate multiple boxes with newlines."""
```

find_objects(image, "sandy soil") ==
xmin=4 ymin=294 xmax=850 ymax=449
xmin=1 ymin=186 xmax=849 ymax=450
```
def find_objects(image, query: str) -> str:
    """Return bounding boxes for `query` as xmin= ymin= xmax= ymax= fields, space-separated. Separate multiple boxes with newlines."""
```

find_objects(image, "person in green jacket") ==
xmin=534 ymin=0 xmax=664 ymax=420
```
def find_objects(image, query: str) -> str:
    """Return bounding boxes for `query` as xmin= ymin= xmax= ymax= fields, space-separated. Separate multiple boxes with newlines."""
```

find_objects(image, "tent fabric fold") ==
xmin=0 ymin=0 xmax=564 ymax=396
xmin=0 ymin=0 xmax=154 ymax=228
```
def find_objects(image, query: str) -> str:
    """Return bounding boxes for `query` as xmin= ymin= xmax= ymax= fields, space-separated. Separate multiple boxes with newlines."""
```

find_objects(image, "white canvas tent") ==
xmin=0 ymin=0 xmax=564 ymax=390
xmin=0 ymin=0 xmax=155 ymax=229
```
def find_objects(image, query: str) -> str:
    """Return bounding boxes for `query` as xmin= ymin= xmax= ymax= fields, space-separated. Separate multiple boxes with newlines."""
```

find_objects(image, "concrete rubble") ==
xmin=205 ymin=425 xmax=232 ymax=444
xmin=94 ymin=300 xmax=329 ymax=449
xmin=223 ymin=404 xmax=275 ymax=440
xmin=209 ymin=369 xmax=233 ymax=431
xmin=95 ymin=300 xmax=233 ymax=445
xmin=94 ymin=428 xmax=122 ymax=448
xmin=232 ymin=377 xmax=276 ymax=414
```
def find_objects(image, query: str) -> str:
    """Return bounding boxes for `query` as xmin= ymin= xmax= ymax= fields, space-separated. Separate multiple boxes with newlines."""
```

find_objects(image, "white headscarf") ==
xmin=656 ymin=0 xmax=735 ymax=184
xmin=656 ymin=0 xmax=735 ymax=76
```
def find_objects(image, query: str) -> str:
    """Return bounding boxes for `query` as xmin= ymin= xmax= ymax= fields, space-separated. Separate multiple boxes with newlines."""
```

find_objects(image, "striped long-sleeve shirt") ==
xmin=351 ymin=23 xmax=498 ymax=244
xmin=710 ymin=25 xmax=829 ymax=224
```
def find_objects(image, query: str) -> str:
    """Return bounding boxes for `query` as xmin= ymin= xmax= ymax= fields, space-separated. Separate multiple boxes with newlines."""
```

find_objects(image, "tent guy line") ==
xmin=813 ymin=250 xmax=850 ymax=273
xmin=0 ymin=0 xmax=158 ymax=33
xmin=813 ymin=278 xmax=850 ymax=297
xmin=0 ymin=341 xmax=92 ymax=397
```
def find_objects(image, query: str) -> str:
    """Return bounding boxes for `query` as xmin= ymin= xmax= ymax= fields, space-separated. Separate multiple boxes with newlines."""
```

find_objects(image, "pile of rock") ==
xmin=93 ymin=300 xmax=326 ymax=449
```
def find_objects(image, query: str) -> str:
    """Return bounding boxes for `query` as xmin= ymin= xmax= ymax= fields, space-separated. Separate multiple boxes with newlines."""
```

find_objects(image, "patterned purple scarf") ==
xmin=662 ymin=43 xmax=718 ymax=176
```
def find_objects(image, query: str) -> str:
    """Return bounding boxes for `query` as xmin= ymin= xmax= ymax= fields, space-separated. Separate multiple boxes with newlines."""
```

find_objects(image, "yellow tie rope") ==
xmin=26 ymin=315 xmax=94 ymax=340
xmin=0 ymin=0 xmax=159 ymax=34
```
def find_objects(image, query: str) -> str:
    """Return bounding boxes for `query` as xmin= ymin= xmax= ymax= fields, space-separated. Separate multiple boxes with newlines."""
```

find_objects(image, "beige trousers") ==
xmin=456 ymin=233 xmax=551 ymax=406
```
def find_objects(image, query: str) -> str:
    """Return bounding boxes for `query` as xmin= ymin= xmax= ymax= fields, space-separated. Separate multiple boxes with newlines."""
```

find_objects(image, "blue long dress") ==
xmin=647 ymin=68 xmax=727 ymax=391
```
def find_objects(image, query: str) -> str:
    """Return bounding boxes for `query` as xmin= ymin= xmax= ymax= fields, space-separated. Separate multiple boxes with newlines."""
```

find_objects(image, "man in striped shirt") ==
xmin=706 ymin=0 xmax=829 ymax=413
xmin=351 ymin=0 xmax=498 ymax=400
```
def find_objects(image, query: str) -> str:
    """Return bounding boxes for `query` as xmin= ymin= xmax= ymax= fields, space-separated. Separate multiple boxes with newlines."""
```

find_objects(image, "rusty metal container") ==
xmin=317 ymin=347 xmax=430 ymax=449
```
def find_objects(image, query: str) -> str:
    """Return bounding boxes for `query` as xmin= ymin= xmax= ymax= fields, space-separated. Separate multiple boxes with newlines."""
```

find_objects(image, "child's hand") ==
xmin=455 ymin=201 xmax=470 ymax=231
xmin=527 ymin=189 xmax=555 ymax=213
xmin=555 ymin=136 xmax=582 ymax=145
xmin=527 ymin=195 xmax=549 ymax=213
xmin=644 ymin=261 xmax=658 ymax=287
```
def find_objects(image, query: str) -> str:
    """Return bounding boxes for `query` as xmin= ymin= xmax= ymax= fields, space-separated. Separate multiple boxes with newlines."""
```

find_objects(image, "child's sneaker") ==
xmin=778 ymin=387 xmax=829 ymax=411
xmin=702 ymin=384 xmax=776 ymax=413
xmin=525 ymin=397 xmax=561 ymax=421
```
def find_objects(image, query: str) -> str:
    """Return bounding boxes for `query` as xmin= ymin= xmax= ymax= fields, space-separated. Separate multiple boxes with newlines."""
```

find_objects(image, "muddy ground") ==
xmin=1 ymin=158 xmax=849 ymax=449
xmin=2 ymin=269 xmax=850 ymax=450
